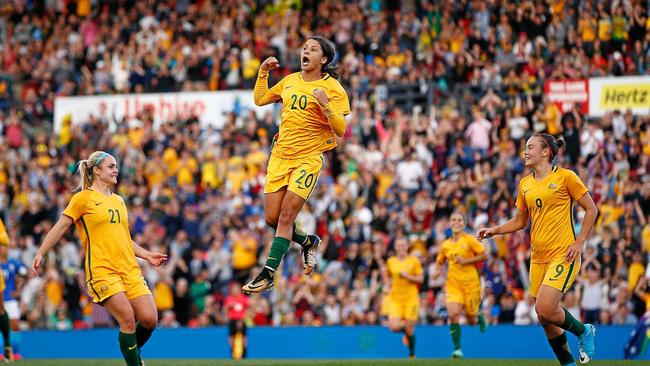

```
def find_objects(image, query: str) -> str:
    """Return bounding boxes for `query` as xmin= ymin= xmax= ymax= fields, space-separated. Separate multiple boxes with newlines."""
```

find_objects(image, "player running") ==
xmin=382 ymin=237 xmax=423 ymax=358
xmin=433 ymin=212 xmax=488 ymax=358
xmin=477 ymin=134 xmax=598 ymax=365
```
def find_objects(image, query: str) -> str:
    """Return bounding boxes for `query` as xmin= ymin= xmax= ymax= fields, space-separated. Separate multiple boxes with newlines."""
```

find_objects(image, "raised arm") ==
xmin=254 ymin=57 xmax=282 ymax=106
xmin=31 ymin=215 xmax=74 ymax=276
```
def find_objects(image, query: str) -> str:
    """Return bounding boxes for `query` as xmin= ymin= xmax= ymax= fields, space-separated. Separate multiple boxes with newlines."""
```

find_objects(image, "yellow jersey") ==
xmin=436 ymin=233 xmax=485 ymax=286
xmin=386 ymin=255 xmax=423 ymax=302
xmin=515 ymin=167 xmax=589 ymax=264
xmin=265 ymin=72 xmax=350 ymax=159
xmin=63 ymin=189 xmax=141 ymax=287
xmin=0 ymin=218 xmax=9 ymax=247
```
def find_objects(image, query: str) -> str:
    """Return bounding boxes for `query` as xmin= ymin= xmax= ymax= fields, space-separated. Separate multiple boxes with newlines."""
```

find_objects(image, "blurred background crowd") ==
xmin=0 ymin=0 xmax=649 ymax=331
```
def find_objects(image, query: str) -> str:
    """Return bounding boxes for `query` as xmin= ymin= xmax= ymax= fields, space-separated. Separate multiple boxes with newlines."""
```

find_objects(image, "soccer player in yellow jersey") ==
xmin=433 ymin=212 xmax=488 ymax=359
xmin=0 ymin=219 xmax=13 ymax=362
xmin=381 ymin=237 xmax=423 ymax=358
xmin=243 ymin=36 xmax=350 ymax=293
xmin=30 ymin=151 xmax=167 ymax=366
xmin=477 ymin=133 xmax=598 ymax=366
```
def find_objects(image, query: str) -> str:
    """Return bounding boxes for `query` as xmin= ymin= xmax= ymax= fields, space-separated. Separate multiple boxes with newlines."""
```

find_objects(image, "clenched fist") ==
xmin=261 ymin=57 xmax=280 ymax=71
xmin=313 ymin=88 xmax=329 ymax=106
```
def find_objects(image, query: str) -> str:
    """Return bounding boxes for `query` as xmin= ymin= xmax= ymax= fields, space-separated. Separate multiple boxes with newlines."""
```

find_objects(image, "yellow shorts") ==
xmin=387 ymin=297 xmax=419 ymax=321
xmin=529 ymin=257 xmax=580 ymax=297
xmin=87 ymin=271 xmax=151 ymax=303
xmin=446 ymin=283 xmax=481 ymax=316
xmin=264 ymin=154 xmax=324 ymax=200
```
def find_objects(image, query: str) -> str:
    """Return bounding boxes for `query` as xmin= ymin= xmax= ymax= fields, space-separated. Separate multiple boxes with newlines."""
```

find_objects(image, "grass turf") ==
xmin=13 ymin=359 xmax=647 ymax=366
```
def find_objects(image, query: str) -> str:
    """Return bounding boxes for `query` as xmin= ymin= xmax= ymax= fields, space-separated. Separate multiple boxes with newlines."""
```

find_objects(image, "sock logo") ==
xmin=128 ymin=345 xmax=137 ymax=350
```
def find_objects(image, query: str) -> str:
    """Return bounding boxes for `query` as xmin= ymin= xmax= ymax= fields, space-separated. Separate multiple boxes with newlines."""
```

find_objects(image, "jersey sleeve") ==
xmin=0 ymin=219 xmax=9 ymax=247
xmin=267 ymin=74 xmax=288 ymax=100
xmin=62 ymin=192 xmax=88 ymax=222
xmin=385 ymin=257 xmax=395 ymax=278
xmin=253 ymin=72 xmax=285 ymax=105
xmin=412 ymin=257 xmax=423 ymax=276
xmin=564 ymin=170 xmax=589 ymax=201
xmin=328 ymin=81 xmax=351 ymax=116
xmin=515 ymin=180 xmax=528 ymax=212
xmin=436 ymin=244 xmax=446 ymax=265
xmin=468 ymin=236 xmax=486 ymax=255
xmin=119 ymin=196 xmax=133 ymax=241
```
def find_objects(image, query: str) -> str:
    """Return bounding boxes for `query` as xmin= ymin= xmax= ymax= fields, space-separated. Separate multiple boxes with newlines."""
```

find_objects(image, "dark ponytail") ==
xmin=534 ymin=133 xmax=564 ymax=163
xmin=309 ymin=36 xmax=341 ymax=80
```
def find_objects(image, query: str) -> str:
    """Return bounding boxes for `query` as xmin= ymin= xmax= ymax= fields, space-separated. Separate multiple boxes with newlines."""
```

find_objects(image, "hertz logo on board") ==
xmin=599 ymin=83 xmax=650 ymax=109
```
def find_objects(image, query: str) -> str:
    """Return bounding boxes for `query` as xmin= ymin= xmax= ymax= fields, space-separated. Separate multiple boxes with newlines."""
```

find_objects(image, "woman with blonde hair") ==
xmin=31 ymin=151 xmax=167 ymax=366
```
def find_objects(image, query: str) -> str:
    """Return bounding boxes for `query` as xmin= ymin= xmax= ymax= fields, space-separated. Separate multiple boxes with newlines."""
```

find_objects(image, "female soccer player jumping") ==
xmin=243 ymin=36 xmax=350 ymax=293
xmin=433 ymin=212 xmax=488 ymax=359
xmin=31 ymin=151 xmax=167 ymax=366
xmin=477 ymin=134 xmax=598 ymax=366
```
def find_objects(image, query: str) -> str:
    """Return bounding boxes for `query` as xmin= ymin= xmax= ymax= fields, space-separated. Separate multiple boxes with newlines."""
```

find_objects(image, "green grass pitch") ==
xmin=13 ymin=359 xmax=648 ymax=366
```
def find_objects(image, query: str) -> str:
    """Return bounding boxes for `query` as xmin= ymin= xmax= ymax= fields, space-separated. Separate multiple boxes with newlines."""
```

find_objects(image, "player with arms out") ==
xmin=477 ymin=134 xmax=598 ymax=366
xmin=381 ymin=237 xmax=423 ymax=358
xmin=243 ymin=36 xmax=350 ymax=293
xmin=0 ymin=218 xmax=14 ymax=362
xmin=30 ymin=151 xmax=167 ymax=366
xmin=433 ymin=212 xmax=488 ymax=359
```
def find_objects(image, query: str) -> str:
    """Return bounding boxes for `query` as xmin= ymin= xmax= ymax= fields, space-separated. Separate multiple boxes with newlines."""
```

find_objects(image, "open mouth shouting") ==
xmin=301 ymin=55 xmax=311 ymax=68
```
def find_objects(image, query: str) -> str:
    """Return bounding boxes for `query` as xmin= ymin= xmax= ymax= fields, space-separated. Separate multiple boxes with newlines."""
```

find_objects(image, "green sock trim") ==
xmin=450 ymin=323 xmax=461 ymax=350
xmin=118 ymin=331 xmax=141 ymax=366
xmin=548 ymin=332 xmax=574 ymax=365
xmin=292 ymin=223 xmax=309 ymax=246
xmin=136 ymin=322 xmax=154 ymax=348
xmin=408 ymin=334 xmax=415 ymax=356
xmin=0 ymin=312 xmax=10 ymax=347
xmin=561 ymin=308 xmax=586 ymax=337
xmin=265 ymin=236 xmax=291 ymax=271
xmin=478 ymin=313 xmax=487 ymax=331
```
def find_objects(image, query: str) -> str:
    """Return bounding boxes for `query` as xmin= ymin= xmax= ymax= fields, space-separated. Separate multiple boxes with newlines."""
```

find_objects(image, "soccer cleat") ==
xmin=242 ymin=269 xmax=275 ymax=294
xmin=139 ymin=349 xmax=145 ymax=366
xmin=3 ymin=346 xmax=12 ymax=363
xmin=451 ymin=349 xmax=464 ymax=359
xmin=578 ymin=324 xmax=596 ymax=364
xmin=302 ymin=234 xmax=321 ymax=275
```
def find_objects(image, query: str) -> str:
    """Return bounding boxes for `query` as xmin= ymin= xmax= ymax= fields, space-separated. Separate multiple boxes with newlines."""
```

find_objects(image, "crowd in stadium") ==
xmin=0 ymin=0 xmax=649 ymax=332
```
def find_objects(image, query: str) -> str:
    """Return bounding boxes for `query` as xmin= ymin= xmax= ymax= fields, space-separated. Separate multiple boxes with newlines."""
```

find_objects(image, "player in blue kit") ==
xmin=1 ymin=256 xmax=26 ymax=360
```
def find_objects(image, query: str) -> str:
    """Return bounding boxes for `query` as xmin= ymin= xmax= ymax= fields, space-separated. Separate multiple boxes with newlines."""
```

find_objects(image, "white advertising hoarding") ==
xmin=588 ymin=76 xmax=650 ymax=117
xmin=53 ymin=90 xmax=275 ymax=133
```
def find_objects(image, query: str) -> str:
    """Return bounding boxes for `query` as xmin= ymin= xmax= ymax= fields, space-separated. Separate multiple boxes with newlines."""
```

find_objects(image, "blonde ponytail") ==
xmin=76 ymin=151 xmax=111 ymax=191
